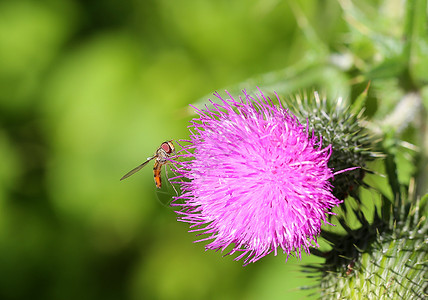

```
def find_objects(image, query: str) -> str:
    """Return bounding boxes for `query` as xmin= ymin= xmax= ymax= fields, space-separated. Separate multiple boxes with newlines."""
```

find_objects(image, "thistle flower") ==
xmin=171 ymin=89 xmax=342 ymax=264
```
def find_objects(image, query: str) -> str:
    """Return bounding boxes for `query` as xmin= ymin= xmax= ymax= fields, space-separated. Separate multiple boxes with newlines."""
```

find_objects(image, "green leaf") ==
xmin=382 ymin=132 xmax=401 ymax=205
xmin=365 ymin=55 xmax=407 ymax=80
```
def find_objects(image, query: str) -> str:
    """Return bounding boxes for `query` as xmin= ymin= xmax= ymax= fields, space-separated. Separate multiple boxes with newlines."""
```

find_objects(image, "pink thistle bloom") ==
xmin=171 ymin=89 xmax=341 ymax=265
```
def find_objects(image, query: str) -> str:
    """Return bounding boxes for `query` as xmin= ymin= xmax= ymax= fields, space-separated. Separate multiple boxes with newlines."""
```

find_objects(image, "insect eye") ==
xmin=161 ymin=142 xmax=172 ymax=153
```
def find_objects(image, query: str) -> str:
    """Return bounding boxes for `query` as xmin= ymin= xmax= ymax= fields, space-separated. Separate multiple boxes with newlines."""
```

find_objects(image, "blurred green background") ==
xmin=1 ymin=0 xmax=424 ymax=299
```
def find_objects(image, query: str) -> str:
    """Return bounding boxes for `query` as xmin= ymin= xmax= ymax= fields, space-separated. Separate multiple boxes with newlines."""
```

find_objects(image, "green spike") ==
xmin=351 ymin=82 xmax=370 ymax=117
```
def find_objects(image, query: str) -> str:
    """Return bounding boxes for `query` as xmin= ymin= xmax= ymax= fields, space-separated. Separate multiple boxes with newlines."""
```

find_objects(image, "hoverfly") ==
xmin=120 ymin=141 xmax=176 ymax=188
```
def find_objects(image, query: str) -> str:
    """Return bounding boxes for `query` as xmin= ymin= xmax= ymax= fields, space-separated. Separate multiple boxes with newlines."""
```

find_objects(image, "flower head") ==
xmin=171 ymin=89 xmax=341 ymax=264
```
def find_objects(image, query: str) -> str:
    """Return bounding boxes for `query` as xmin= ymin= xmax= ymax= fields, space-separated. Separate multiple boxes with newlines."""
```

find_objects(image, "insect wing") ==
xmin=154 ymin=164 xmax=179 ymax=207
xmin=120 ymin=156 xmax=154 ymax=181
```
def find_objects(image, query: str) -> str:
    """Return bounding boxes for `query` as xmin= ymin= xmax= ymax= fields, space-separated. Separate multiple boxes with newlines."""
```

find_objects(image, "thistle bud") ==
xmin=283 ymin=91 xmax=378 ymax=200
xmin=308 ymin=194 xmax=427 ymax=299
